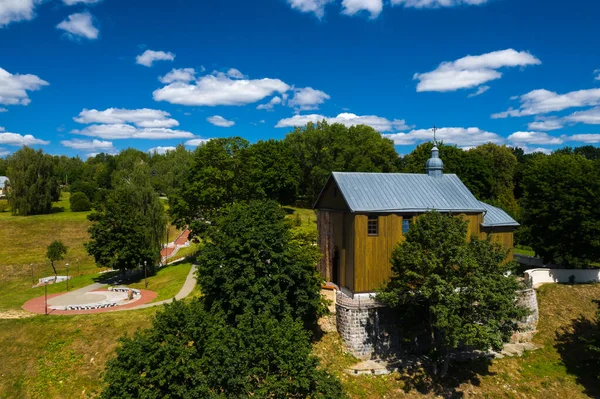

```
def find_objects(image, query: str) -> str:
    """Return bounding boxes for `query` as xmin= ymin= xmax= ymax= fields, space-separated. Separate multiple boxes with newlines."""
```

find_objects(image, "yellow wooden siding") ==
xmin=483 ymin=229 xmax=515 ymax=261
xmin=344 ymin=213 xmax=355 ymax=291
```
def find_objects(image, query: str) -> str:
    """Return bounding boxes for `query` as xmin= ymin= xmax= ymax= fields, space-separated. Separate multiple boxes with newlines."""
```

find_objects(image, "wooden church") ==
xmin=313 ymin=144 xmax=519 ymax=296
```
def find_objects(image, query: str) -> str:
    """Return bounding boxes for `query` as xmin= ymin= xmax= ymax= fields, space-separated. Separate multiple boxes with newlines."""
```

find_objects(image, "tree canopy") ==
xmin=378 ymin=212 xmax=526 ymax=376
xmin=46 ymin=240 xmax=67 ymax=277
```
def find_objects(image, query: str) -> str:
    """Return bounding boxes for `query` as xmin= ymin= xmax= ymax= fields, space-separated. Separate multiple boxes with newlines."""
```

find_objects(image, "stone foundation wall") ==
xmin=335 ymin=293 xmax=398 ymax=360
xmin=511 ymin=288 xmax=539 ymax=343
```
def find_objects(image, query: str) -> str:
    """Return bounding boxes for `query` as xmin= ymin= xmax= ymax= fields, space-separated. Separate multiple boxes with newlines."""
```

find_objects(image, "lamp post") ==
xmin=44 ymin=281 xmax=48 ymax=316
xmin=30 ymin=263 xmax=34 ymax=286
xmin=65 ymin=263 xmax=69 ymax=291
xmin=144 ymin=261 xmax=148 ymax=289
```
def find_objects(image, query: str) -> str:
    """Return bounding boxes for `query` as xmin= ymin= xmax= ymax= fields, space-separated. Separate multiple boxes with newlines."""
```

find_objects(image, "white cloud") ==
xmin=0 ymin=108 xmax=7 ymax=112
xmin=257 ymin=96 xmax=282 ymax=111
xmin=73 ymin=124 xmax=193 ymax=140
xmin=492 ymin=88 xmax=600 ymax=118
xmin=507 ymin=131 xmax=564 ymax=146
xmin=159 ymin=68 xmax=196 ymax=84
xmin=136 ymin=50 xmax=175 ymax=67
xmin=57 ymin=12 xmax=99 ymax=40
xmin=0 ymin=67 xmax=48 ymax=106
xmin=527 ymin=117 xmax=564 ymax=131
xmin=521 ymin=146 xmax=553 ymax=155
xmin=63 ymin=0 xmax=102 ymax=5
xmin=0 ymin=148 xmax=9 ymax=157
xmin=287 ymin=87 xmax=330 ymax=111
xmin=567 ymin=134 xmax=600 ymax=144
xmin=61 ymin=138 xmax=114 ymax=151
xmin=391 ymin=0 xmax=489 ymax=7
xmin=468 ymin=85 xmax=489 ymax=98
xmin=227 ymin=68 xmax=245 ymax=79
xmin=564 ymin=106 xmax=600 ymax=125
xmin=341 ymin=0 xmax=383 ymax=18
xmin=148 ymin=146 xmax=176 ymax=155
xmin=0 ymin=0 xmax=37 ymax=28
xmin=74 ymin=108 xmax=179 ymax=128
xmin=594 ymin=69 xmax=600 ymax=81
xmin=153 ymin=70 xmax=290 ymax=106
xmin=207 ymin=115 xmax=235 ymax=128
xmin=0 ymin=128 xmax=49 ymax=146
xmin=414 ymin=49 xmax=541 ymax=92
xmin=383 ymin=126 xmax=502 ymax=146
xmin=276 ymin=112 xmax=410 ymax=132
xmin=287 ymin=0 xmax=333 ymax=18
xmin=185 ymin=138 xmax=211 ymax=146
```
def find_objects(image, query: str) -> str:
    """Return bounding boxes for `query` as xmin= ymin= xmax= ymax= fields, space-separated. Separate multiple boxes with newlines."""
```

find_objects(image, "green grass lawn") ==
xmin=127 ymin=261 xmax=193 ymax=302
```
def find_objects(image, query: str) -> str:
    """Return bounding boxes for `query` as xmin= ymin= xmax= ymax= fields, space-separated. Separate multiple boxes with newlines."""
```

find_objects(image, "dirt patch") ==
xmin=0 ymin=309 xmax=35 ymax=319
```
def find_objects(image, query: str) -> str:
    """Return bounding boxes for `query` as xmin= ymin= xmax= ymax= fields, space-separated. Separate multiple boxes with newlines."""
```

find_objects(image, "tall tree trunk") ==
xmin=51 ymin=261 xmax=57 ymax=281
xmin=440 ymin=352 xmax=451 ymax=378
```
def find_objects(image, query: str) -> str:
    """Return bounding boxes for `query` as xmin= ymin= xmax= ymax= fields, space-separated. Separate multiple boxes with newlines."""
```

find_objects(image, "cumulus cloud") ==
xmin=257 ymin=96 xmax=282 ymax=111
xmin=73 ymin=124 xmax=193 ymax=140
xmin=148 ymin=146 xmax=176 ymax=155
xmin=568 ymin=134 xmax=600 ymax=143
xmin=0 ymin=0 xmax=38 ymax=28
xmin=527 ymin=117 xmax=564 ymax=131
xmin=276 ymin=113 xmax=410 ymax=132
xmin=0 ymin=148 xmax=9 ymax=157
xmin=57 ymin=12 xmax=99 ymax=40
xmin=0 ymin=127 xmax=49 ymax=146
xmin=287 ymin=87 xmax=330 ymax=111
xmin=0 ymin=108 xmax=6 ymax=112
xmin=391 ymin=0 xmax=489 ymax=7
xmin=287 ymin=0 xmax=333 ymax=18
xmin=341 ymin=0 xmax=383 ymax=18
xmin=136 ymin=50 xmax=175 ymax=67
xmin=74 ymin=108 xmax=179 ymax=128
xmin=520 ymin=146 xmax=553 ymax=155
xmin=0 ymin=67 xmax=48 ymax=106
xmin=207 ymin=115 xmax=235 ymax=128
xmin=564 ymin=106 xmax=600 ymax=125
xmin=383 ymin=127 xmax=502 ymax=146
xmin=595 ymin=69 xmax=600 ymax=81
xmin=153 ymin=70 xmax=290 ymax=106
xmin=185 ymin=138 xmax=211 ymax=147
xmin=414 ymin=49 xmax=540 ymax=93
xmin=227 ymin=68 xmax=245 ymax=79
xmin=492 ymin=88 xmax=600 ymax=118
xmin=507 ymin=131 xmax=564 ymax=146
xmin=468 ymin=85 xmax=490 ymax=98
xmin=159 ymin=68 xmax=196 ymax=84
xmin=61 ymin=138 xmax=114 ymax=151
xmin=63 ymin=0 xmax=102 ymax=4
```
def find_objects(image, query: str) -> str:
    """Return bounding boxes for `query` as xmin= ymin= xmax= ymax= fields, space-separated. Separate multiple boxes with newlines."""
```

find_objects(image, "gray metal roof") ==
xmin=0 ymin=176 xmax=7 ymax=189
xmin=324 ymin=172 xmax=486 ymax=213
xmin=479 ymin=201 xmax=520 ymax=227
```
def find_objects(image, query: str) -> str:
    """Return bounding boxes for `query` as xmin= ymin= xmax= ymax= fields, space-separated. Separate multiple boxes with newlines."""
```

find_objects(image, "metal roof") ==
xmin=323 ymin=172 xmax=486 ymax=213
xmin=0 ymin=176 xmax=7 ymax=188
xmin=479 ymin=201 xmax=520 ymax=227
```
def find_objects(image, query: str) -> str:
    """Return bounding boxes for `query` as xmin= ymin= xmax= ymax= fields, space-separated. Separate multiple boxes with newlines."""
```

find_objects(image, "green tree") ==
xmin=46 ymin=240 xmax=67 ymax=278
xmin=197 ymin=200 xmax=325 ymax=329
xmin=101 ymin=301 xmax=345 ymax=399
xmin=378 ymin=212 xmax=525 ymax=376
xmin=70 ymin=192 xmax=92 ymax=212
xmin=521 ymin=153 xmax=600 ymax=267
xmin=284 ymin=121 xmax=402 ymax=204
xmin=6 ymin=147 xmax=59 ymax=216
xmin=85 ymin=163 xmax=166 ymax=273
xmin=169 ymin=137 xmax=252 ymax=233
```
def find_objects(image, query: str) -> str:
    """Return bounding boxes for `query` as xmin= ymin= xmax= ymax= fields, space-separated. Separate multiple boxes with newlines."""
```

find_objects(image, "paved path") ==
xmin=128 ymin=264 xmax=197 ymax=310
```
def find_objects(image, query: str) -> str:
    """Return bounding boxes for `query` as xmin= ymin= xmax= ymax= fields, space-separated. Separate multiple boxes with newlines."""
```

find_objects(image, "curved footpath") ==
xmin=21 ymin=264 xmax=198 ymax=316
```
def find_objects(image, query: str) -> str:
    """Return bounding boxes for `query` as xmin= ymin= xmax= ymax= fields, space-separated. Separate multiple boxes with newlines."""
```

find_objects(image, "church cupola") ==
xmin=426 ymin=126 xmax=443 ymax=177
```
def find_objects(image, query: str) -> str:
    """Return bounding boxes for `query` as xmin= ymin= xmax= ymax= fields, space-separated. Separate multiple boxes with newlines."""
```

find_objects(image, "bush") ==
xmin=102 ymin=300 xmax=345 ymax=399
xmin=0 ymin=200 xmax=8 ymax=212
xmin=70 ymin=192 xmax=91 ymax=212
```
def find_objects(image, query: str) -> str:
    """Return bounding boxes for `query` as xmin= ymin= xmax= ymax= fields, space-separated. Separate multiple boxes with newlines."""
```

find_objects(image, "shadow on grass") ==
xmin=50 ymin=206 xmax=65 ymax=214
xmin=391 ymin=357 xmax=494 ymax=398
xmin=555 ymin=300 xmax=600 ymax=397
xmin=93 ymin=269 xmax=148 ymax=285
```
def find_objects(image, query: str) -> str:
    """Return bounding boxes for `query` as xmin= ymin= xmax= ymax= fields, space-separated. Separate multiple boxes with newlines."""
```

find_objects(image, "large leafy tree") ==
xmin=378 ymin=212 xmax=525 ymax=377
xmin=101 ymin=301 xmax=345 ymax=399
xmin=284 ymin=121 xmax=402 ymax=204
xmin=521 ymin=153 xmax=600 ymax=267
xmin=85 ymin=161 xmax=166 ymax=272
xmin=6 ymin=146 xmax=59 ymax=216
xmin=197 ymin=200 xmax=325 ymax=329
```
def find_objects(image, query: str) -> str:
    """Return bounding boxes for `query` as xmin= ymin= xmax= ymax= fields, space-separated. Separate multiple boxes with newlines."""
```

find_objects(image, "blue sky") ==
xmin=1 ymin=0 xmax=599 ymax=158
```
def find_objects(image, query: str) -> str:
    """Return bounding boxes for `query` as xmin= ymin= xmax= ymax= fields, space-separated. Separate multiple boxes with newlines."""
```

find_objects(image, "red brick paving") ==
xmin=22 ymin=289 xmax=158 ymax=316
xmin=160 ymin=229 xmax=190 ymax=258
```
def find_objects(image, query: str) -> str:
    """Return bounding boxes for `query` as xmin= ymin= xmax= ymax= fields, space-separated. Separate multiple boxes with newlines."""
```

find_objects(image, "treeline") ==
xmin=3 ymin=121 xmax=600 ymax=266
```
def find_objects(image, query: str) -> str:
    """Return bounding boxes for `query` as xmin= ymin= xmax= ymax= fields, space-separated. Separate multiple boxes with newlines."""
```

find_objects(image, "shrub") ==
xmin=70 ymin=192 xmax=91 ymax=212
xmin=0 ymin=200 xmax=8 ymax=212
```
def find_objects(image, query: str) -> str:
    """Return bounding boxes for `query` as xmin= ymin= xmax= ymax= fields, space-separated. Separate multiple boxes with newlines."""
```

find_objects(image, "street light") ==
xmin=66 ymin=263 xmax=69 ymax=291
xmin=30 ymin=263 xmax=34 ymax=286
xmin=144 ymin=261 xmax=148 ymax=289
xmin=44 ymin=281 xmax=48 ymax=316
